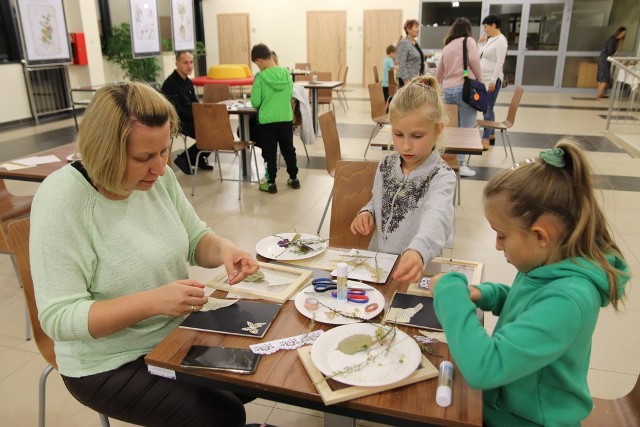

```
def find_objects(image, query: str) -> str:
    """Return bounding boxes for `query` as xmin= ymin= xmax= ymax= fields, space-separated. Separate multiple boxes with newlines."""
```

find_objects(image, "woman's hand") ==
xmin=152 ymin=279 xmax=209 ymax=316
xmin=219 ymin=243 xmax=260 ymax=285
xmin=392 ymin=250 xmax=424 ymax=284
xmin=350 ymin=211 xmax=374 ymax=236
xmin=487 ymin=82 xmax=496 ymax=93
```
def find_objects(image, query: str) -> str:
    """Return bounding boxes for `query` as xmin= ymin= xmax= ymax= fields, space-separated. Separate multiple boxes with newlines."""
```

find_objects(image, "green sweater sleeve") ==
xmin=434 ymin=272 xmax=585 ymax=390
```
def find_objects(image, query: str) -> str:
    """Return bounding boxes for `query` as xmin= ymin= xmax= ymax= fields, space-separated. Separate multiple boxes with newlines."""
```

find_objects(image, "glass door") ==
xmin=483 ymin=0 xmax=570 ymax=90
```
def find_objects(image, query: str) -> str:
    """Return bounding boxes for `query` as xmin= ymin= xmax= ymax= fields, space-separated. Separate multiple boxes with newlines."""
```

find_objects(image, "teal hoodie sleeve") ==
xmin=434 ymin=272 xmax=591 ymax=390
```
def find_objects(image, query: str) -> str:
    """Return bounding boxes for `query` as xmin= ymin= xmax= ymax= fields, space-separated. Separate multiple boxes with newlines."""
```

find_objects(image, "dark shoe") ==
xmin=287 ymin=178 xmax=301 ymax=189
xmin=259 ymin=181 xmax=277 ymax=194
xmin=174 ymin=155 xmax=192 ymax=175
xmin=198 ymin=156 xmax=214 ymax=171
xmin=488 ymin=136 xmax=496 ymax=146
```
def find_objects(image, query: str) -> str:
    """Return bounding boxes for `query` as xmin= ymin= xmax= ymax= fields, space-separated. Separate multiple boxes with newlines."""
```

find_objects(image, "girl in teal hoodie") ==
xmin=432 ymin=139 xmax=629 ymax=426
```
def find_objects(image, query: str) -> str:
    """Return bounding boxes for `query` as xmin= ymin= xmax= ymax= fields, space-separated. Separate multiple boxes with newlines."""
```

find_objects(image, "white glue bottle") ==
xmin=336 ymin=262 xmax=348 ymax=304
xmin=436 ymin=361 xmax=454 ymax=407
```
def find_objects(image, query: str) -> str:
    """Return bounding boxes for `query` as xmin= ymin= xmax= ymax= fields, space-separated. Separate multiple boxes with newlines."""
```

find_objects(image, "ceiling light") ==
xmin=452 ymin=2 xmax=460 ymax=7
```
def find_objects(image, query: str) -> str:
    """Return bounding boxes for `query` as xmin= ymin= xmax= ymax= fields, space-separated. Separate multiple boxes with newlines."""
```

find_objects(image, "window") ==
xmin=0 ymin=1 xmax=22 ymax=63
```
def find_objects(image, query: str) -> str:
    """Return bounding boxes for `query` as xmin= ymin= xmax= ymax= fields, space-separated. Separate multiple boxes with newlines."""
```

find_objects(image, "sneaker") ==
xmin=459 ymin=165 xmax=476 ymax=177
xmin=259 ymin=181 xmax=277 ymax=194
xmin=174 ymin=155 xmax=193 ymax=175
xmin=287 ymin=178 xmax=301 ymax=189
xmin=198 ymin=156 xmax=214 ymax=171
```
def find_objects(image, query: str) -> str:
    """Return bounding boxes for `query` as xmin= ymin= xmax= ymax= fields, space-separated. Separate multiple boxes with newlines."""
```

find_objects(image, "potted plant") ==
xmin=103 ymin=22 xmax=161 ymax=83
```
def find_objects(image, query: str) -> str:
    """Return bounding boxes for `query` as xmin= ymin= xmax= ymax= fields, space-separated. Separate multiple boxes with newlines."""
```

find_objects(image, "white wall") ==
xmin=202 ymin=0 xmax=420 ymax=85
xmin=0 ymin=64 xmax=32 ymax=123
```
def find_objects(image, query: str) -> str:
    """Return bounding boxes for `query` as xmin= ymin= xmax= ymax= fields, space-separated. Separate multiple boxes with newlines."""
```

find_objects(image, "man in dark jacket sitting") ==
xmin=161 ymin=51 xmax=212 ymax=174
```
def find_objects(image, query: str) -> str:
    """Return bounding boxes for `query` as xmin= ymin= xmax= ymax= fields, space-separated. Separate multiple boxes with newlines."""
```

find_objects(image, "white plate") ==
xmin=294 ymin=282 xmax=384 ymax=325
xmin=330 ymin=250 xmax=398 ymax=284
xmin=256 ymin=233 xmax=328 ymax=261
xmin=310 ymin=323 xmax=421 ymax=386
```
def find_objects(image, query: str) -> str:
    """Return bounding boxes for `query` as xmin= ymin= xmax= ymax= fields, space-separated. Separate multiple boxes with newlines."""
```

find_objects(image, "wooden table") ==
xmin=370 ymin=126 xmax=483 ymax=155
xmin=0 ymin=143 xmax=76 ymax=182
xmin=145 ymin=256 xmax=483 ymax=427
xmin=297 ymin=80 xmax=342 ymax=134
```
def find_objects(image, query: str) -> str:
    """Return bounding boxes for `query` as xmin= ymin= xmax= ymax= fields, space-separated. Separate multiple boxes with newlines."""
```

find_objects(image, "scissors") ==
xmin=312 ymin=278 xmax=368 ymax=294
xmin=311 ymin=278 xmax=369 ymax=303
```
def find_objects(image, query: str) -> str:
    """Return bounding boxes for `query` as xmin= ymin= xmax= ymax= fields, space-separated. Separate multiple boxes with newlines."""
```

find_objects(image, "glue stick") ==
xmin=336 ymin=262 xmax=348 ymax=304
xmin=436 ymin=361 xmax=454 ymax=407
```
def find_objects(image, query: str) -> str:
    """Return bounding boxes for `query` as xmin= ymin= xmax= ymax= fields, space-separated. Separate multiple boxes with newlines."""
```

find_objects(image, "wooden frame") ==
xmin=129 ymin=0 xmax=161 ymax=58
xmin=207 ymin=261 xmax=312 ymax=303
xmin=15 ymin=0 xmax=72 ymax=66
xmin=297 ymin=346 xmax=438 ymax=405
xmin=406 ymin=257 xmax=484 ymax=297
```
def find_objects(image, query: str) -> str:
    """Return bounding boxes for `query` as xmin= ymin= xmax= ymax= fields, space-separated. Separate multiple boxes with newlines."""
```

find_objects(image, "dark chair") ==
xmin=7 ymin=218 xmax=111 ymax=427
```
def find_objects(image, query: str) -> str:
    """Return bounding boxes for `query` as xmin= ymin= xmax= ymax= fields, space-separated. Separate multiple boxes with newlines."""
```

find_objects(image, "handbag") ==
xmin=461 ymin=36 xmax=488 ymax=113
xmin=502 ymin=74 xmax=509 ymax=88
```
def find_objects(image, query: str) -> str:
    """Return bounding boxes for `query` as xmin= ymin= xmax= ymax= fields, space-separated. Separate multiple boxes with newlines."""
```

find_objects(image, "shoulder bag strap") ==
xmin=462 ymin=36 xmax=469 ymax=78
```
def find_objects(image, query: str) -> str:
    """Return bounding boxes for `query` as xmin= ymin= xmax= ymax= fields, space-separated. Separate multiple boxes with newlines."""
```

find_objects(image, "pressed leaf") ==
xmin=336 ymin=334 xmax=373 ymax=355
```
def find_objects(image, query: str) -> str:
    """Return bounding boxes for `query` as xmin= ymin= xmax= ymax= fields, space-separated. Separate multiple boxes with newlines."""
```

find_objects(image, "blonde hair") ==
xmin=483 ymin=139 xmax=628 ymax=309
xmin=389 ymin=75 xmax=447 ymax=151
xmin=76 ymin=81 xmax=178 ymax=195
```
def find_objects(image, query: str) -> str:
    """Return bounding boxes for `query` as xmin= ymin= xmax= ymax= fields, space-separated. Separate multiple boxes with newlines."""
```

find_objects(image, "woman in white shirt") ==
xmin=478 ymin=14 xmax=508 ymax=148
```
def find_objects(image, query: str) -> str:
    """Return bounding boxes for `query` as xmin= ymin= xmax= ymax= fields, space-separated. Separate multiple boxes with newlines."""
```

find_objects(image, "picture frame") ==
xmin=207 ymin=261 xmax=313 ymax=303
xmin=406 ymin=257 xmax=484 ymax=297
xmin=170 ymin=0 xmax=195 ymax=52
xmin=297 ymin=346 xmax=438 ymax=405
xmin=128 ymin=0 xmax=161 ymax=58
xmin=15 ymin=0 xmax=72 ymax=66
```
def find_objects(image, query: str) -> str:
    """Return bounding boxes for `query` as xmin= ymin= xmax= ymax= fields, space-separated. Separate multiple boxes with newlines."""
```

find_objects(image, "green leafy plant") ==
xmin=161 ymin=38 xmax=173 ymax=52
xmin=104 ymin=22 xmax=160 ymax=82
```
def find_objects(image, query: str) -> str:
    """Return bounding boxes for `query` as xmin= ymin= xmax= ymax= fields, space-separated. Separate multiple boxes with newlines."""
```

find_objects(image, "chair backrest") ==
xmin=583 ymin=374 xmax=640 ymax=426
xmin=445 ymin=104 xmax=459 ymax=128
xmin=203 ymin=84 xmax=230 ymax=104
xmin=291 ymin=98 xmax=302 ymax=128
xmin=368 ymin=82 xmax=388 ymax=121
xmin=504 ymin=86 xmax=524 ymax=127
xmin=316 ymin=71 xmax=333 ymax=101
xmin=388 ymin=69 xmax=397 ymax=97
xmin=7 ymin=218 xmax=57 ymax=368
xmin=0 ymin=178 xmax=33 ymax=254
xmin=329 ymin=160 xmax=378 ymax=250
xmin=341 ymin=66 xmax=349 ymax=86
xmin=192 ymin=103 xmax=237 ymax=151
xmin=318 ymin=111 xmax=342 ymax=177
xmin=373 ymin=66 xmax=380 ymax=83
xmin=295 ymin=62 xmax=311 ymax=71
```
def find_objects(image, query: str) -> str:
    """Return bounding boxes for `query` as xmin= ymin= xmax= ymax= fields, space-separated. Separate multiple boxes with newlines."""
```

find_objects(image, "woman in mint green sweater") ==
xmin=432 ymin=140 xmax=629 ymax=426
xmin=30 ymin=82 xmax=259 ymax=426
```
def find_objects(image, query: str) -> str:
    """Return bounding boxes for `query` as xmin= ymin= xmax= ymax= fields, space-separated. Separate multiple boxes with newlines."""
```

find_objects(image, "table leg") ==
xmin=238 ymin=115 xmax=253 ymax=181
xmin=324 ymin=413 xmax=356 ymax=427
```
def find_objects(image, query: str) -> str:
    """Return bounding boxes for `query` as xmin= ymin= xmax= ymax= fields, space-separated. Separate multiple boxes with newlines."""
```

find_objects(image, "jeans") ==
xmin=444 ymin=85 xmax=478 ymax=163
xmin=482 ymin=78 xmax=501 ymax=139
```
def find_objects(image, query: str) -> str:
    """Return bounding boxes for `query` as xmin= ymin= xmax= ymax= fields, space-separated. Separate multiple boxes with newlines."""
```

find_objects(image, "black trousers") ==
xmin=256 ymin=121 xmax=298 ymax=183
xmin=62 ymin=356 xmax=248 ymax=427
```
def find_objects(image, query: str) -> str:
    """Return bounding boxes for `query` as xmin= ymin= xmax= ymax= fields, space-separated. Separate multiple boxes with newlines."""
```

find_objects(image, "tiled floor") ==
xmin=0 ymin=87 xmax=638 ymax=426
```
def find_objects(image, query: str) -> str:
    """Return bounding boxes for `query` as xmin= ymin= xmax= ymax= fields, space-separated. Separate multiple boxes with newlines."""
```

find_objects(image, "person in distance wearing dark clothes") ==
xmin=161 ymin=51 xmax=213 ymax=174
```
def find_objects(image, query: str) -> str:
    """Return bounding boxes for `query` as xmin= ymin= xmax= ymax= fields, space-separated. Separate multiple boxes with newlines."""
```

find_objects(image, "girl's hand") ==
xmin=152 ymin=279 xmax=209 ymax=316
xmin=350 ymin=211 xmax=374 ymax=235
xmin=429 ymin=273 xmax=447 ymax=294
xmin=392 ymin=250 xmax=424 ymax=284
